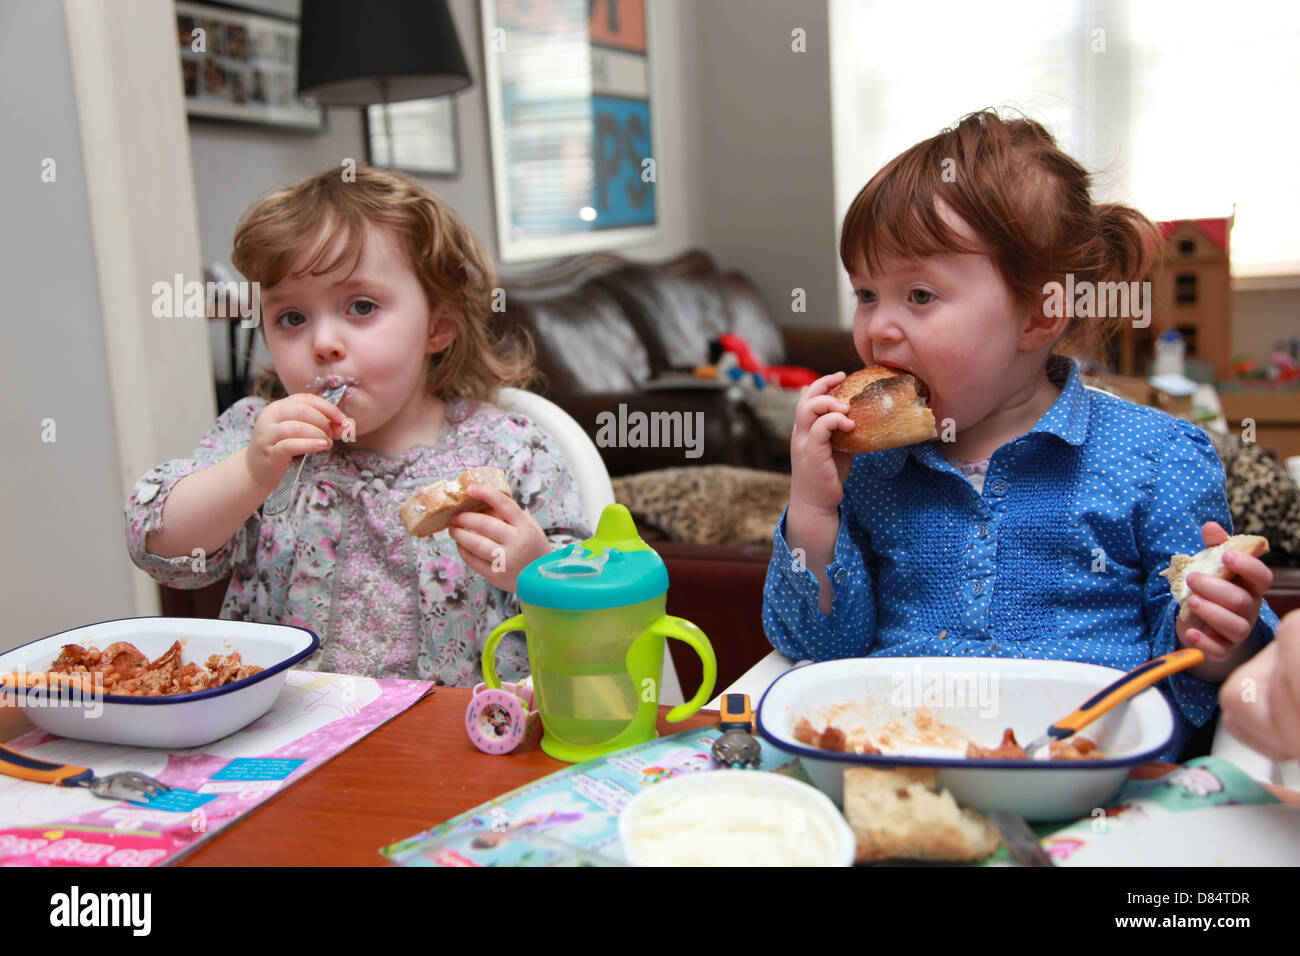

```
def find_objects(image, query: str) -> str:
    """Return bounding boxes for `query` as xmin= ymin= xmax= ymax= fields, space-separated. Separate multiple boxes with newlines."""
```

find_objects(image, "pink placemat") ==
xmin=0 ymin=672 xmax=432 ymax=866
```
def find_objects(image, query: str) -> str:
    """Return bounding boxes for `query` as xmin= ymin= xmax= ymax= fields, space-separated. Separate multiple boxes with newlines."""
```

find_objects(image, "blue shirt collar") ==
xmin=856 ymin=354 xmax=1089 ymax=480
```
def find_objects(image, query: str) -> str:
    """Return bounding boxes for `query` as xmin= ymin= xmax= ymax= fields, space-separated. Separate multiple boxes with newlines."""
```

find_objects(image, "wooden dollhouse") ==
xmin=1114 ymin=216 xmax=1233 ymax=380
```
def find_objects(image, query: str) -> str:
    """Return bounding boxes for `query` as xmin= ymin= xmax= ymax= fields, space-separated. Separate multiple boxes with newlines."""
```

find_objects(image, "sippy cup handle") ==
xmin=647 ymin=615 xmax=717 ymax=724
xmin=482 ymin=614 xmax=528 ymax=690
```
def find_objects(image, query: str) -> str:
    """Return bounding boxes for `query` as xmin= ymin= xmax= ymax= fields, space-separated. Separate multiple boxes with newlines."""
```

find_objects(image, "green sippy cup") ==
xmin=482 ymin=504 xmax=717 ymax=763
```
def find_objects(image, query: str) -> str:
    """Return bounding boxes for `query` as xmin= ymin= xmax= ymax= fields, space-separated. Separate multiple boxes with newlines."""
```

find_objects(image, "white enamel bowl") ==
xmin=0 ymin=617 xmax=319 ymax=748
xmin=756 ymin=657 xmax=1177 ymax=822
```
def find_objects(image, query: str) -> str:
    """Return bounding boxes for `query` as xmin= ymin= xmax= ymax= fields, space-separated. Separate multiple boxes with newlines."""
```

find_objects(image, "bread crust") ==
xmin=1160 ymin=534 xmax=1271 ymax=621
xmin=829 ymin=366 xmax=937 ymax=454
xmin=399 ymin=467 xmax=511 ymax=537
xmin=843 ymin=766 xmax=1001 ymax=863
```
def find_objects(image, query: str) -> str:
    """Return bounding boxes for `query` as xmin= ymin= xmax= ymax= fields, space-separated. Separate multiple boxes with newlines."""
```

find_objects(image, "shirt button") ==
xmin=978 ymin=524 xmax=989 ymax=537
xmin=973 ymin=582 xmax=984 ymax=594
xmin=991 ymin=479 xmax=1007 ymax=496
xmin=137 ymin=481 xmax=160 ymax=504
xmin=834 ymin=569 xmax=848 ymax=585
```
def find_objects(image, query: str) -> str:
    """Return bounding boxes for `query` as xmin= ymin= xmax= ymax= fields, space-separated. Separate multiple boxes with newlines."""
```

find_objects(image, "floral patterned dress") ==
xmin=124 ymin=396 xmax=589 ymax=686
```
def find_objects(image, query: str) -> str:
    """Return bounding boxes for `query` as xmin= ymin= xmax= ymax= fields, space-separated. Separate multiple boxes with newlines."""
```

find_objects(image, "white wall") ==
xmin=693 ymin=0 xmax=840 ymax=329
xmin=0 ymin=1 xmax=130 ymax=649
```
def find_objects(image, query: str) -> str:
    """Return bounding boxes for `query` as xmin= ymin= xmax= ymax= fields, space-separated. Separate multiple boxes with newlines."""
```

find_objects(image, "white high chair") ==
xmin=495 ymin=388 xmax=686 ymax=707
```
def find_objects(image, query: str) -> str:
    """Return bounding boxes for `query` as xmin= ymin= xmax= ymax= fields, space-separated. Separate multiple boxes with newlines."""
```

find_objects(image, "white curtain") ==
xmin=831 ymin=0 xmax=1300 ymax=280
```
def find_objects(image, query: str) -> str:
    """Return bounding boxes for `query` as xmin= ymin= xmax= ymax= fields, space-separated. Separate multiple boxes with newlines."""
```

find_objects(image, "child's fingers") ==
xmin=1183 ymin=626 xmax=1235 ymax=662
xmin=1199 ymin=520 xmax=1230 ymax=548
xmin=448 ymin=509 xmax=513 ymax=543
xmin=1185 ymin=593 xmax=1252 ymax=647
xmin=1221 ymin=551 xmax=1274 ymax=599
xmin=1186 ymin=572 xmax=1258 ymax=623
xmin=463 ymin=484 xmax=527 ymax=525
xmin=282 ymin=394 xmax=349 ymax=430
xmin=274 ymin=438 xmax=332 ymax=459
xmin=812 ymin=413 xmax=855 ymax=441
xmin=448 ymin=525 xmax=500 ymax=565
xmin=803 ymin=371 xmax=847 ymax=399
xmin=796 ymin=395 xmax=852 ymax=434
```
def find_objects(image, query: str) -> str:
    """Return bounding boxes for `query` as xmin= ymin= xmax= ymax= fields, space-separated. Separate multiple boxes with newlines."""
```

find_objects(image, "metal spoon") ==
xmin=262 ymin=381 xmax=348 ymax=516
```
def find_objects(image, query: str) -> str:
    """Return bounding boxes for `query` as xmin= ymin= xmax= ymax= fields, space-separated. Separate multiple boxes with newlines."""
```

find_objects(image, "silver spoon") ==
xmin=262 ymin=381 xmax=348 ymax=516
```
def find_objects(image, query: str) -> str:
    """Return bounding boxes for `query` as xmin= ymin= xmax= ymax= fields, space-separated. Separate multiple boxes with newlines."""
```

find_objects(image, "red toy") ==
xmin=716 ymin=333 xmax=819 ymax=390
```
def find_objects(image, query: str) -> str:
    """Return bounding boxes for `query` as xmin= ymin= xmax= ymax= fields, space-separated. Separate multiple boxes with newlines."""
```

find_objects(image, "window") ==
xmin=830 ymin=0 xmax=1300 ymax=319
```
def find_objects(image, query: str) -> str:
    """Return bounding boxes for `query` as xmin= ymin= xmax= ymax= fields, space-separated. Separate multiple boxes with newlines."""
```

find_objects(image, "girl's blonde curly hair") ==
xmin=231 ymin=164 xmax=534 ymax=403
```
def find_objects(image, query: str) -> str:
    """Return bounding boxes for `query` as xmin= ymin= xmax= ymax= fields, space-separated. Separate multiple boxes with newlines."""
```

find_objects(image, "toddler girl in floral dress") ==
xmin=126 ymin=166 xmax=587 ymax=686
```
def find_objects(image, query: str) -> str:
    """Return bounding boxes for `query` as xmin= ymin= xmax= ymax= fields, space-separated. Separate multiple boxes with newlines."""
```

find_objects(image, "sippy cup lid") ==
xmin=515 ymin=504 xmax=669 ymax=610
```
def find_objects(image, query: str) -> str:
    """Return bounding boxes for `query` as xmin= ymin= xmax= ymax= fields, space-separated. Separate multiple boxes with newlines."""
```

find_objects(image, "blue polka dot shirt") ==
xmin=763 ymin=355 xmax=1280 ymax=762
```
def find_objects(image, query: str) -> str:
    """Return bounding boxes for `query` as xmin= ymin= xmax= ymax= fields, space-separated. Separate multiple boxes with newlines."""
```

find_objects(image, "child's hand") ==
xmin=1219 ymin=609 xmax=1300 ymax=762
xmin=246 ymin=394 xmax=351 ymax=491
xmin=446 ymin=484 xmax=551 ymax=592
xmin=1176 ymin=521 xmax=1274 ymax=675
xmin=789 ymin=371 xmax=857 ymax=518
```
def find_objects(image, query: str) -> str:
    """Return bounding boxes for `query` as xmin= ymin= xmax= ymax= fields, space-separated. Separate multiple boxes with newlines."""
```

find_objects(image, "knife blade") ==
xmin=989 ymin=810 xmax=1055 ymax=867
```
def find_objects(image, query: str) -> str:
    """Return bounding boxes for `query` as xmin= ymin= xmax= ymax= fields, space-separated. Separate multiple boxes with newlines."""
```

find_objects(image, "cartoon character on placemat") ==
xmin=1162 ymin=765 xmax=1225 ymax=799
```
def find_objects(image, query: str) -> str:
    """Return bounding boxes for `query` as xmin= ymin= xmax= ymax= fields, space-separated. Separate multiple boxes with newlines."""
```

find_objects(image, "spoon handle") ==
xmin=1049 ymin=647 xmax=1205 ymax=739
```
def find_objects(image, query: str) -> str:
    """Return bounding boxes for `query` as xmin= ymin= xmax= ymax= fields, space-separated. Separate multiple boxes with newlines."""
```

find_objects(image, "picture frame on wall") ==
xmin=364 ymin=98 xmax=461 ymax=177
xmin=482 ymin=0 xmax=659 ymax=262
xmin=176 ymin=0 xmax=325 ymax=132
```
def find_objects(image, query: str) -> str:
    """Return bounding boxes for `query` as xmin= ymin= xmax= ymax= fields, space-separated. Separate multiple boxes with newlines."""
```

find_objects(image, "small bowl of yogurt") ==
xmin=619 ymin=769 xmax=855 ymax=866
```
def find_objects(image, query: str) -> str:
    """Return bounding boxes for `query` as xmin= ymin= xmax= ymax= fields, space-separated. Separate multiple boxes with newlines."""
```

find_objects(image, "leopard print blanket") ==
xmin=611 ymin=437 xmax=1300 ymax=565
xmin=611 ymin=465 xmax=790 ymax=546
xmin=1205 ymin=429 xmax=1300 ymax=566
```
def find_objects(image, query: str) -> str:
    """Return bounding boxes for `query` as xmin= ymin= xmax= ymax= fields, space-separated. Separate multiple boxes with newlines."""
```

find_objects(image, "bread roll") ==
xmin=1161 ymin=534 xmax=1270 ymax=621
xmin=399 ymin=467 xmax=511 ymax=537
xmin=843 ymin=766 xmax=1001 ymax=863
xmin=829 ymin=366 xmax=937 ymax=454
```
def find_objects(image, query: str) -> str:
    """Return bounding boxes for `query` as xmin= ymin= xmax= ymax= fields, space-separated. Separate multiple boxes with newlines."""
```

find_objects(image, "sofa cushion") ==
xmin=507 ymin=283 xmax=652 ymax=394
xmin=596 ymin=266 xmax=785 ymax=374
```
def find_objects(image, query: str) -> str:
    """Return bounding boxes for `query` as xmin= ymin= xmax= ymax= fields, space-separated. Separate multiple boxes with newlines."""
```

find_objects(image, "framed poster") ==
xmin=176 ymin=1 xmax=325 ymax=132
xmin=365 ymin=98 xmax=460 ymax=177
xmin=483 ymin=0 xmax=659 ymax=262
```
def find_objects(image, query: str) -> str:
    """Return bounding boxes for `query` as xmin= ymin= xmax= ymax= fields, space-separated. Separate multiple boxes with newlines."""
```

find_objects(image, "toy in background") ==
xmin=691 ymin=334 xmax=819 ymax=391
xmin=1232 ymin=339 xmax=1300 ymax=384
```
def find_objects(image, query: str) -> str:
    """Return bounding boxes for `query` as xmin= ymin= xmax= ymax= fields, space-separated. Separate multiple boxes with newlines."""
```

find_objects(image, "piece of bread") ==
xmin=843 ymin=766 xmax=1001 ymax=863
xmin=399 ymin=467 xmax=511 ymax=537
xmin=1161 ymin=534 xmax=1270 ymax=621
xmin=829 ymin=366 xmax=937 ymax=454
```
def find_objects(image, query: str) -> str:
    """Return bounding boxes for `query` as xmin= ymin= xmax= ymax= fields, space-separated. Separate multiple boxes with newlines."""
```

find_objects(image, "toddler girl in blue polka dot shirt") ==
xmin=763 ymin=111 xmax=1279 ymax=761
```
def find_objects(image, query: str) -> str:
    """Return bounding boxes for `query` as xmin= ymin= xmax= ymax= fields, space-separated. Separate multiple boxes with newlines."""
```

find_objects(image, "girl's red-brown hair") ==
xmin=840 ymin=110 xmax=1161 ymax=362
xmin=231 ymin=165 xmax=533 ymax=402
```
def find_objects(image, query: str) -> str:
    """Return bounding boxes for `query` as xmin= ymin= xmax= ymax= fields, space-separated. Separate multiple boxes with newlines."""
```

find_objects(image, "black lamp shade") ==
xmin=297 ymin=0 xmax=472 ymax=105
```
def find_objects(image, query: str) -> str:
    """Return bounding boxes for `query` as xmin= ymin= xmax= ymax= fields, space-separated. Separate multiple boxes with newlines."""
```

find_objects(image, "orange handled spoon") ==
xmin=0 ymin=743 xmax=171 ymax=802
xmin=1023 ymin=648 xmax=1205 ymax=759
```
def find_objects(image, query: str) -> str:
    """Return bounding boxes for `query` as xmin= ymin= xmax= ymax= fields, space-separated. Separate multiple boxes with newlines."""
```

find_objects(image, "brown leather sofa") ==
xmin=493 ymin=249 xmax=860 ymax=476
